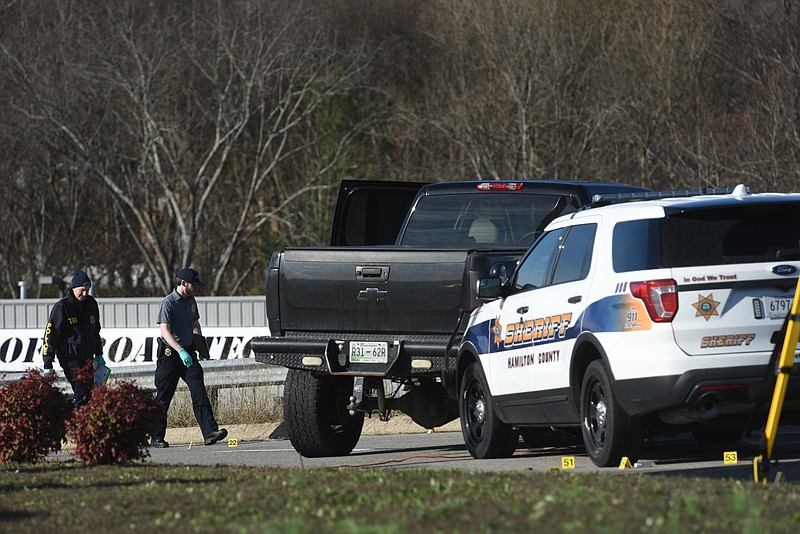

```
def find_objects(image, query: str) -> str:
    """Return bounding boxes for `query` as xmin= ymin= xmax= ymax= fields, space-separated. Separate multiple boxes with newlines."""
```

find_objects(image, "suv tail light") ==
xmin=630 ymin=279 xmax=678 ymax=322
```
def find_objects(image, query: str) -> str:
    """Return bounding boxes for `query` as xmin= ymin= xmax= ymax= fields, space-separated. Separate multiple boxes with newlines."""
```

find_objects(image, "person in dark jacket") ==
xmin=42 ymin=270 xmax=105 ymax=409
xmin=150 ymin=267 xmax=227 ymax=448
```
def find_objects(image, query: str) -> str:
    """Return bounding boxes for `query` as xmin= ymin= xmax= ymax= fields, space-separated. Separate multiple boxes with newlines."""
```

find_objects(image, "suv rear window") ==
xmin=613 ymin=203 xmax=800 ymax=272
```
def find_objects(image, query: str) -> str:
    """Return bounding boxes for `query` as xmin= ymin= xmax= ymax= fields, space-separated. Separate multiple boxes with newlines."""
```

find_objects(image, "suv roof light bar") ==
xmin=590 ymin=185 xmax=750 ymax=207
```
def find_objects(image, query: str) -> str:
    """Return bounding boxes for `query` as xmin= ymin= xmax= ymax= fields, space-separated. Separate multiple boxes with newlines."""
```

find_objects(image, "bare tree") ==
xmin=3 ymin=0 xmax=800 ymax=298
xmin=2 ymin=0 xmax=370 ymax=295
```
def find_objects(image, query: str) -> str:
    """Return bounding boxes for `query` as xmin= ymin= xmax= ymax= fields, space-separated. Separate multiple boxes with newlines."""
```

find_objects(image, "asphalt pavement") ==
xmin=141 ymin=424 xmax=800 ymax=483
xmin=49 ymin=414 xmax=800 ymax=482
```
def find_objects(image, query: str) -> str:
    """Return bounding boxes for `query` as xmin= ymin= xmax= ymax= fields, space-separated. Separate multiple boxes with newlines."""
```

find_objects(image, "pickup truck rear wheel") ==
xmin=284 ymin=369 xmax=364 ymax=457
xmin=460 ymin=362 xmax=518 ymax=459
xmin=580 ymin=361 xmax=643 ymax=467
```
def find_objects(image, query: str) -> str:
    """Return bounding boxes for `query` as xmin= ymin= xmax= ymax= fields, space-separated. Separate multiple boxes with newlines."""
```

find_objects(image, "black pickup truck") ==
xmin=251 ymin=179 xmax=650 ymax=456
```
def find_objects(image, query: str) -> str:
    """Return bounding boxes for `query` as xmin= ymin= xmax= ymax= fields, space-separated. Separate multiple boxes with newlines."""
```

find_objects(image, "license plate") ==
xmin=764 ymin=296 xmax=794 ymax=319
xmin=349 ymin=341 xmax=388 ymax=363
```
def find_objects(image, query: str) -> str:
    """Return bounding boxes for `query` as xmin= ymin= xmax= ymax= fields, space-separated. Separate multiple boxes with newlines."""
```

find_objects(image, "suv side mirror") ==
xmin=477 ymin=277 xmax=503 ymax=299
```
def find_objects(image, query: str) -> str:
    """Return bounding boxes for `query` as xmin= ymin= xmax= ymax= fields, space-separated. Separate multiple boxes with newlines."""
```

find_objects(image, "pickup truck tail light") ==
xmin=476 ymin=182 xmax=523 ymax=191
xmin=630 ymin=279 xmax=678 ymax=322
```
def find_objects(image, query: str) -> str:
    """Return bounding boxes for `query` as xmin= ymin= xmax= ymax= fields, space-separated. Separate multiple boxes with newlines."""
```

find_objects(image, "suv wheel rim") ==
xmin=596 ymin=400 xmax=607 ymax=428
xmin=474 ymin=398 xmax=486 ymax=424
xmin=464 ymin=376 xmax=486 ymax=441
xmin=586 ymin=381 xmax=607 ymax=449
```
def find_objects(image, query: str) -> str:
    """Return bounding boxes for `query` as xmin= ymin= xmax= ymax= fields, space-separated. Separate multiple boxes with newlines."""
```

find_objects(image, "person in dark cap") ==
xmin=42 ymin=270 xmax=105 ymax=409
xmin=151 ymin=267 xmax=227 ymax=448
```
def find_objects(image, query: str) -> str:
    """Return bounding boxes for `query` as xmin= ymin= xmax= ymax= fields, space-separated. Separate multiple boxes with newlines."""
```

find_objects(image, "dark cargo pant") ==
xmin=60 ymin=357 xmax=93 ymax=409
xmin=151 ymin=341 xmax=219 ymax=441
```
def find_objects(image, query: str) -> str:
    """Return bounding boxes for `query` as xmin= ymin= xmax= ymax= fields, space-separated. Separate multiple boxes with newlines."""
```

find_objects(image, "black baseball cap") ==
xmin=177 ymin=268 xmax=205 ymax=287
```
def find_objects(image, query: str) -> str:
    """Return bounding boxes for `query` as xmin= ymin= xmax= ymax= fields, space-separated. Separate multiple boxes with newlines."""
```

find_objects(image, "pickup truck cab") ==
xmin=252 ymin=179 xmax=650 ymax=457
xmin=459 ymin=185 xmax=800 ymax=466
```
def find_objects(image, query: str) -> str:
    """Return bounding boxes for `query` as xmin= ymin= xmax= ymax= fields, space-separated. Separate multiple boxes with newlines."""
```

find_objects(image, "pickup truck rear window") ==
xmin=399 ymin=193 xmax=574 ymax=247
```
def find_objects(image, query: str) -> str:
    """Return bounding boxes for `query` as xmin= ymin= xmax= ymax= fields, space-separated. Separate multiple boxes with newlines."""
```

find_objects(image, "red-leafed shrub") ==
xmin=67 ymin=380 xmax=159 ymax=465
xmin=0 ymin=369 xmax=71 ymax=463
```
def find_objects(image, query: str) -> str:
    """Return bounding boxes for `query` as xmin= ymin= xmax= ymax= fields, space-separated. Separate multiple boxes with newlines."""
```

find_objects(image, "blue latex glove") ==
xmin=178 ymin=348 xmax=193 ymax=367
xmin=43 ymin=368 xmax=53 ymax=375
xmin=93 ymin=354 xmax=106 ymax=369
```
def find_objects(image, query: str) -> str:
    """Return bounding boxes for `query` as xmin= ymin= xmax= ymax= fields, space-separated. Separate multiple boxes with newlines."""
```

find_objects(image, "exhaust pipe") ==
xmin=660 ymin=392 xmax=723 ymax=425
xmin=680 ymin=392 xmax=723 ymax=421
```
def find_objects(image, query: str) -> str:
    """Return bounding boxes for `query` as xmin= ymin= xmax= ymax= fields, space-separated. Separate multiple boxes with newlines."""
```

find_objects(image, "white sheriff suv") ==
xmin=457 ymin=185 xmax=800 ymax=467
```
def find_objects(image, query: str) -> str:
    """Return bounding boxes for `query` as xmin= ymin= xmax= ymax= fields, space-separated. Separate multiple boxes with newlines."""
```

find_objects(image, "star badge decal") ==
xmin=492 ymin=317 xmax=503 ymax=349
xmin=692 ymin=294 xmax=720 ymax=321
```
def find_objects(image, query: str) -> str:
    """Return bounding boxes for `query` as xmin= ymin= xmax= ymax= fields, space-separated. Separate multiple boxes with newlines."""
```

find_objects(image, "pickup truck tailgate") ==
xmin=276 ymin=248 xmax=470 ymax=334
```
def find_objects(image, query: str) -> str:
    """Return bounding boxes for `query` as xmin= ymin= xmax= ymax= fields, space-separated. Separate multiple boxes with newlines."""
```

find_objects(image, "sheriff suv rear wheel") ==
xmin=460 ymin=362 xmax=518 ymax=459
xmin=580 ymin=361 xmax=643 ymax=467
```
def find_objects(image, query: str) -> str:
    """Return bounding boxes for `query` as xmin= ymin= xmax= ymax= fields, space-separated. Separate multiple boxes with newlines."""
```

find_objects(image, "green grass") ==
xmin=2 ymin=462 xmax=800 ymax=533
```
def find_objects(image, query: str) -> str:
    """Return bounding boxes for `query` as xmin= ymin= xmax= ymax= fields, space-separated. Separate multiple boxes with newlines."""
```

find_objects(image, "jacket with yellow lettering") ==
xmin=42 ymin=291 xmax=103 ymax=370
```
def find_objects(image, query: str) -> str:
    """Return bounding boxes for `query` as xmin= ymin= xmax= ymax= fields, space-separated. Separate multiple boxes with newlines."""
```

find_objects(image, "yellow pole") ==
xmin=762 ymin=276 xmax=800 ymax=462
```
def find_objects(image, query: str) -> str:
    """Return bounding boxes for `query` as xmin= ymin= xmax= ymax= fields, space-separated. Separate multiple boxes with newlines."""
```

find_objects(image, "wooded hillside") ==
xmin=1 ymin=0 xmax=798 ymax=297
